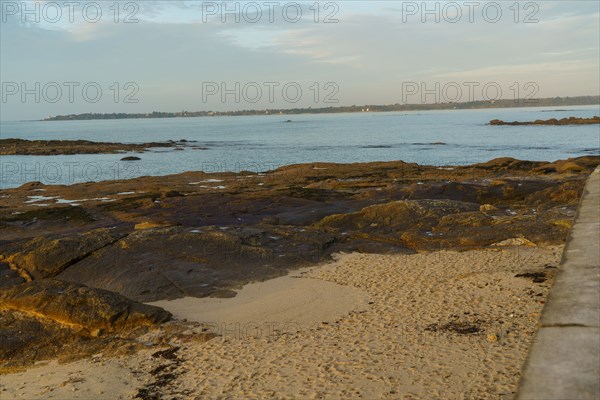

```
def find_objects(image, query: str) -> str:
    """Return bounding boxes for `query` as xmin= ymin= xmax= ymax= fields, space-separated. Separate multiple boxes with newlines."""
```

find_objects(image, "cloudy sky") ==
xmin=1 ymin=0 xmax=598 ymax=120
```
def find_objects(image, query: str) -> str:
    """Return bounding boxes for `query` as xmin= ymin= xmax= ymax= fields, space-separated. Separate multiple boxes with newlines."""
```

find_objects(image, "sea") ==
xmin=1 ymin=105 xmax=598 ymax=189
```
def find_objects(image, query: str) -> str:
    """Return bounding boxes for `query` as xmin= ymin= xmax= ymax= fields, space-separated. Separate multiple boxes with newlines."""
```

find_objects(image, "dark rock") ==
xmin=0 ymin=279 xmax=171 ymax=335
xmin=121 ymin=156 xmax=141 ymax=161
xmin=0 ymin=138 xmax=174 ymax=156
xmin=56 ymin=226 xmax=338 ymax=302
xmin=0 ymin=279 xmax=172 ymax=370
xmin=1 ymin=228 xmax=126 ymax=280
xmin=261 ymin=216 xmax=280 ymax=225
xmin=0 ymin=309 xmax=76 ymax=367
xmin=163 ymin=190 xmax=183 ymax=198
xmin=317 ymin=199 xmax=479 ymax=234
xmin=0 ymin=262 xmax=25 ymax=289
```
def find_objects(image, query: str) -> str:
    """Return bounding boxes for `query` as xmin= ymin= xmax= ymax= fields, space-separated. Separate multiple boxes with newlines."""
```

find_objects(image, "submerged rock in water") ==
xmin=0 ymin=138 xmax=176 ymax=156
xmin=489 ymin=116 xmax=600 ymax=126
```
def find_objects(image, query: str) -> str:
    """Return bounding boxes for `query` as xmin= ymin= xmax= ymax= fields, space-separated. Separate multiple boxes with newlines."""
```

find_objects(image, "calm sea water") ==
xmin=1 ymin=105 xmax=599 ymax=189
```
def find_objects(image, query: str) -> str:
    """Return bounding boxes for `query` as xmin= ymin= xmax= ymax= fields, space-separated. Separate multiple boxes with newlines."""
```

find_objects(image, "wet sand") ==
xmin=148 ymin=267 xmax=370 ymax=332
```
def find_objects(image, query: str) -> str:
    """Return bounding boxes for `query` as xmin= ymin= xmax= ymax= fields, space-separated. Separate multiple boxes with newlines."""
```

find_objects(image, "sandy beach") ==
xmin=3 ymin=2 xmax=598 ymax=396
xmin=1 ymin=245 xmax=560 ymax=399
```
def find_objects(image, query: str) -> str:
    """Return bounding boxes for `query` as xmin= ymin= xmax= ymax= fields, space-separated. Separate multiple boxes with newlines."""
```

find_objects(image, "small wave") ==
xmin=540 ymin=109 xmax=577 ymax=112
xmin=412 ymin=142 xmax=447 ymax=146
xmin=483 ymin=145 xmax=553 ymax=151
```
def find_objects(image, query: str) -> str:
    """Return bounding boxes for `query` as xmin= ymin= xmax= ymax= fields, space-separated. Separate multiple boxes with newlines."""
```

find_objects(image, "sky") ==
xmin=0 ymin=0 xmax=599 ymax=120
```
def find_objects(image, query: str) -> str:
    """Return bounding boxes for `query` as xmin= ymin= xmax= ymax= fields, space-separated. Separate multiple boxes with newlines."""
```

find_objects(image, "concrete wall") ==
xmin=517 ymin=167 xmax=600 ymax=399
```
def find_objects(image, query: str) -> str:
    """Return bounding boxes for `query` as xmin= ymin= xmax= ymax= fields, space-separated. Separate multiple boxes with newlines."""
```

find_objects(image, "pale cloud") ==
xmin=1 ymin=1 xmax=598 ymax=120
xmin=435 ymin=60 xmax=598 ymax=79
xmin=538 ymin=48 xmax=598 ymax=58
xmin=217 ymin=27 xmax=286 ymax=50
xmin=537 ymin=11 xmax=600 ymax=31
xmin=267 ymin=28 xmax=360 ymax=65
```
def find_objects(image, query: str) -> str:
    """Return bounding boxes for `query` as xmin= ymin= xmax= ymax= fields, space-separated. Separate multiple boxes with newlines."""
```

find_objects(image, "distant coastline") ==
xmin=42 ymin=96 xmax=600 ymax=121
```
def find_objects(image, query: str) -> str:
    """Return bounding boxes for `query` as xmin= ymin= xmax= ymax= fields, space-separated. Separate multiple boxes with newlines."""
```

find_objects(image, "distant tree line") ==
xmin=44 ymin=96 xmax=600 ymax=121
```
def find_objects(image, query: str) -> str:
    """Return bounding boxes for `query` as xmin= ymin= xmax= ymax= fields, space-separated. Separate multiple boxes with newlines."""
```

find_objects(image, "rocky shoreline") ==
xmin=489 ymin=116 xmax=600 ymax=126
xmin=1 ymin=155 xmax=599 ymax=371
xmin=0 ymin=138 xmax=207 ymax=156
